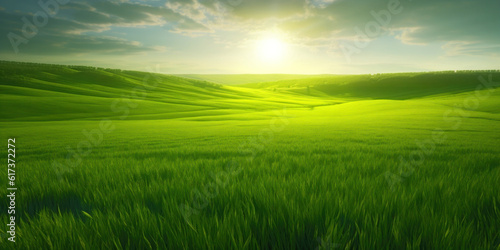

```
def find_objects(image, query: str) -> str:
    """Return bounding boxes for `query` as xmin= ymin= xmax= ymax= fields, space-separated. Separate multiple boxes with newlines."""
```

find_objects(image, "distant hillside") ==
xmin=240 ymin=71 xmax=500 ymax=100
xmin=1 ymin=61 xmax=498 ymax=121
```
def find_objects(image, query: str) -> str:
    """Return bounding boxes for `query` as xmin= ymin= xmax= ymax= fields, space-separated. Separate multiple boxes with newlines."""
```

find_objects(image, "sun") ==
xmin=255 ymin=37 xmax=287 ymax=62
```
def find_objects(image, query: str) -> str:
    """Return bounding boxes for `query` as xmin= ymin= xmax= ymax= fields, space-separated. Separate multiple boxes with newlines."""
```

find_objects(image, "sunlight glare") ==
xmin=256 ymin=37 xmax=287 ymax=62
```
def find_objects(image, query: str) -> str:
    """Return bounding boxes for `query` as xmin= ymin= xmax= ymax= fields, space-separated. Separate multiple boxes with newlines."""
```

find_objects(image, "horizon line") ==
xmin=2 ymin=60 xmax=499 ymax=76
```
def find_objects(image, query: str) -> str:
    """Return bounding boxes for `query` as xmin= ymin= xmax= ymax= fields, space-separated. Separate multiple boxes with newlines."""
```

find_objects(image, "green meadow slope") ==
xmin=0 ymin=61 xmax=499 ymax=249
xmin=2 ymin=62 xmax=498 ymax=121
xmin=0 ymin=62 xmax=333 ymax=121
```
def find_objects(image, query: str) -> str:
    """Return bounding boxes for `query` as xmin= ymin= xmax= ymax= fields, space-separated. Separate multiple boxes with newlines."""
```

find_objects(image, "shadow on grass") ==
xmin=19 ymin=192 xmax=92 ymax=222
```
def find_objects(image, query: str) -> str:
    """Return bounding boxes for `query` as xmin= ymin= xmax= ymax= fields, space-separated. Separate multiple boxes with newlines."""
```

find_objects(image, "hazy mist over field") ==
xmin=0 ymin=0 xmax=499 ymax=249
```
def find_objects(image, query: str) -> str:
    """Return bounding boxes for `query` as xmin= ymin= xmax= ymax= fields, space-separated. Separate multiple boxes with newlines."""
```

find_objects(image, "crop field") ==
xmin=0 ymin=62 xmax=499 ymax=249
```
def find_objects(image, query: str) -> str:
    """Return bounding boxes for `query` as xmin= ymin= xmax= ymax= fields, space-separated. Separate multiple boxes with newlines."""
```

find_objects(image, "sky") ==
xmin=0 ymin=0 xmax=499 ymax=74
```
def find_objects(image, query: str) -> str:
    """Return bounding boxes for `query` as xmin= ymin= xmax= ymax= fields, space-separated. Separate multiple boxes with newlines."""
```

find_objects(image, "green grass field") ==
xmin=1 ymin=61 xmax=499 ymax=249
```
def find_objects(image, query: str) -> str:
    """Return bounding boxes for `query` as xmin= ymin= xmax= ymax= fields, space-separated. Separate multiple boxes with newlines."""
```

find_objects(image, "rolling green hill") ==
xmin=2 ymin=61 xmax=498 ymax=122
xmin=0 ymin=61 xmax=333 ymax=121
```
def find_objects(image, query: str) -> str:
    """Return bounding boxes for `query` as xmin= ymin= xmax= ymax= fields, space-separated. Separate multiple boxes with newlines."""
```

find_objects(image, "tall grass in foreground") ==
xmin=0 ymin=104 xmax=499 ymax=249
